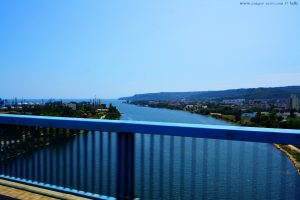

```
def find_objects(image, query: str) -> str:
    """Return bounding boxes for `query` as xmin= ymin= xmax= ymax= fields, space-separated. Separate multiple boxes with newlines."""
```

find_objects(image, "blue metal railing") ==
xmin=0 ymin=114 xmax=300 ymax=200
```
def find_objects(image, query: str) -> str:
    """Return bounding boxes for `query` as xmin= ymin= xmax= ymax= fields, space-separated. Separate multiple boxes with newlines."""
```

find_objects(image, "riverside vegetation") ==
xmin=128 ymin=100 xmax=300 ymax=174
xmin=0 ymin=101 xmax=121 ymax=161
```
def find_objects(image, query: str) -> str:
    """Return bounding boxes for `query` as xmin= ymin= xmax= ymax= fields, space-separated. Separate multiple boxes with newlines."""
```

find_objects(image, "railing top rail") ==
xmin=0 ymin=114 xmax=300 ymax=145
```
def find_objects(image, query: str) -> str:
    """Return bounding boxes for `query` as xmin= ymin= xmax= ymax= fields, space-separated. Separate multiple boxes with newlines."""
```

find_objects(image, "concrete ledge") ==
xmin=0 ymin=179 xmax=91 ymax=200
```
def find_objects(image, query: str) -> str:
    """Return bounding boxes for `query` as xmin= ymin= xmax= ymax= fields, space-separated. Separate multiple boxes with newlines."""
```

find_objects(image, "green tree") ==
xmin=105 ymin=104 xmax=121 ymax=120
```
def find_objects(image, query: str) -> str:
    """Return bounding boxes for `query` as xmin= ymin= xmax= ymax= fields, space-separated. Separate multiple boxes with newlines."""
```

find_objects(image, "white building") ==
xmin=184 ymin=105 xmax=194 ymax=109
xmin=66 ymin=103 xmax=76 ymax=111
xmin=290 ymin=95 xmax=299 ymax=110
xmin=241 ymin=112 xmax=257 ymax=118
xmin=222 ymin=99 xmax=245 ymax=105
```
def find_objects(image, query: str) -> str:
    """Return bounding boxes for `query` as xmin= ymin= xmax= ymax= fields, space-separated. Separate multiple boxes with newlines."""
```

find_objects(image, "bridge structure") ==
xmin=0 ymin=114 xmax=300 ymax=199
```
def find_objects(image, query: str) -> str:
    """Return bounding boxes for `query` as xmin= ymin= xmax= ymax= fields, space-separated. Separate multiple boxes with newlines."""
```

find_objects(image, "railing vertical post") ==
xmin=8 ymin=125 xmax=13 ymax=177
xmin=91 ymin=131 xmax=95 ymax=193
xmin=116 ymin=132 xmax=135 ymax=200
xmin=43 ymin=127 xmax=47 ymax=183
xmin=63 ymin=129 xmax=67 ymax=188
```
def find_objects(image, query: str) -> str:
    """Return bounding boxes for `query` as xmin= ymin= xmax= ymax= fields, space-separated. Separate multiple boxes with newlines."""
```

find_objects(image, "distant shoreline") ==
xmin=127 ymin=102 xmax=300 ymax=175
xmin=275 ymin=144 xmax=300 ymax=175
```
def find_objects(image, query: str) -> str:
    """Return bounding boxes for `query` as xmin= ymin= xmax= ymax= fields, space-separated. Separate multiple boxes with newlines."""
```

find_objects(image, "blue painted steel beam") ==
xmin=0 ymin=114 xmax=300 ymax=145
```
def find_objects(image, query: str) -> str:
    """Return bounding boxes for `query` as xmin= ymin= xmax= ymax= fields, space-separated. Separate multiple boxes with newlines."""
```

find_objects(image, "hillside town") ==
xmin=128 ymin=94 xmax=300 ymax=173
xmin=129 ymin=94 xmax=300 ymax=129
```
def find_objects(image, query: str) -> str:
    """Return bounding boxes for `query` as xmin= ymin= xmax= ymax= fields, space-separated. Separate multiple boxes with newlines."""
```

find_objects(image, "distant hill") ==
xmin=119 ymin=86 xmax=300 ymax=101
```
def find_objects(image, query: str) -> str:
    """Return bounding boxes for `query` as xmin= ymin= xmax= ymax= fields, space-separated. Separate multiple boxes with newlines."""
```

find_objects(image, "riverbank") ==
xmin=200 ymin=112 xmax=300 ymax=174
xmin=275 ymin=144 xmax=300 ymax=175
xmin=126 ymin=102 xmax=300 ymax=175
xmin=198 ymin=111 xmax=300 ymax=174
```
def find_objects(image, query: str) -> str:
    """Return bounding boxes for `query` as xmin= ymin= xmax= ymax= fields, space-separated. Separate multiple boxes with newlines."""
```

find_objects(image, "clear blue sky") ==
xmin=0 ymin=0 xmax=299 ymax=99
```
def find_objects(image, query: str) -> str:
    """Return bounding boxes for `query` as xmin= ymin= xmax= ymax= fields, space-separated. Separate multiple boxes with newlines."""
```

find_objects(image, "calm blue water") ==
xmin=107 ymin=100 xmax=231 ymax=125
xmin=5 ymin=99 xmax=300 ymax=200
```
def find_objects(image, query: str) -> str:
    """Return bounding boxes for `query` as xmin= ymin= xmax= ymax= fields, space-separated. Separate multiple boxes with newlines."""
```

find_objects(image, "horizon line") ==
xmin=1 ymin=85 xmax=299 ymax=99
